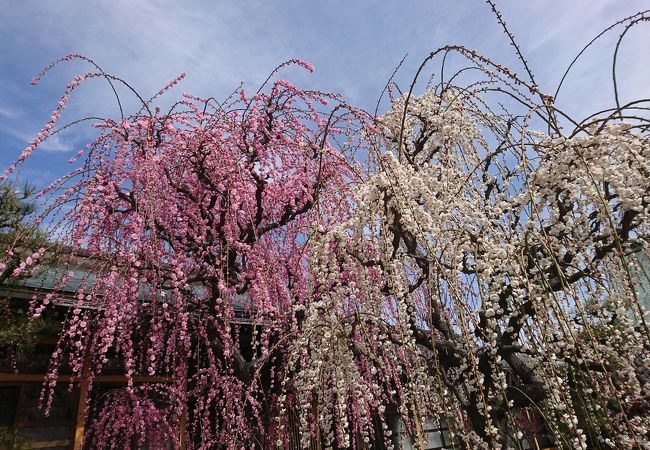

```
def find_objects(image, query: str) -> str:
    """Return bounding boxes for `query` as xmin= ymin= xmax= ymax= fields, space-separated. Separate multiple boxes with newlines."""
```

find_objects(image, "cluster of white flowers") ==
xmin=291 ymin=87 xmax=650 ymax=448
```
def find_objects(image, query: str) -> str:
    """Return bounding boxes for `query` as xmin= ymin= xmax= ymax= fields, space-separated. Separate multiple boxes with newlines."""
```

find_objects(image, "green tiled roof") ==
xmin=1 ymin=262 xmax=249 ymax=315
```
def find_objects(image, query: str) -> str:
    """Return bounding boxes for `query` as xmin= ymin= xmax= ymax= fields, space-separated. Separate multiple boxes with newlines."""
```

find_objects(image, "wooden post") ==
xmin=524 ymin=408 xmax=542 ymax=450
xmin=73 ymin=352 xmax=91 ymax=450
xmin=179 ymin=373 xmax=187 ymax=450
xmin=413 ymin=407 xmax=425 ymax=450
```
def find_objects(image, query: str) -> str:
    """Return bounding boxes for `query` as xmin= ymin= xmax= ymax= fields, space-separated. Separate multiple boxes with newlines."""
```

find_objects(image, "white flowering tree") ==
xmin=286 ymin=10 xmax=650 ymax=450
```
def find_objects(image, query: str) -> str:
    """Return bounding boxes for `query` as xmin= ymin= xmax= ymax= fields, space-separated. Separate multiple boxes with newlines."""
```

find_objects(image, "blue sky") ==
xmin=1 ymin=1 xmax=649 ymax=188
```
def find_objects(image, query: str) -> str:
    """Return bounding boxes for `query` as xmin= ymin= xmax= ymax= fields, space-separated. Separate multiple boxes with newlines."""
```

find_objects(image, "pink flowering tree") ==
xmin=3 ymin=56 xmax=371 ymax=448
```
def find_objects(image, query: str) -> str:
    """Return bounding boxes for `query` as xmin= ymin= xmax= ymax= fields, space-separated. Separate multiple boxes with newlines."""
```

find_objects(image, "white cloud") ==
xmin=2 ymin=0 xmax=650 ymax=159
xmin=0 ymin=106 xmax=20 ymax=119
xmin=38 ymin=133 xmax=72 ymax=153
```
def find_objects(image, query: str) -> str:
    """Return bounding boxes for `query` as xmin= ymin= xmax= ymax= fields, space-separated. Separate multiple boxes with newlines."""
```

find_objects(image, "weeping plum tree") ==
xmin=3 ymin=6 xmax=650 ymax=450
xmin=3 ymin=56 xmax=365 ymax=448
xmin=307 ymin=78 xmax=650 ymax=448
xmin=293 ymin=8 xmax=650 ymax=450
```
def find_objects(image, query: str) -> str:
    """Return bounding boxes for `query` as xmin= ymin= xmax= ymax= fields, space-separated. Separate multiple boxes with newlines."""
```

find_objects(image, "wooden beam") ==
xmin=0 ymin=374 xmax=67 ymax=383
xmin=36 ymin=336 xmax=60 ymax=345
xmin=28 ymin=439 xmax=71 ymax=449
xmin=0 ymin=373 xmax=173 ymax=383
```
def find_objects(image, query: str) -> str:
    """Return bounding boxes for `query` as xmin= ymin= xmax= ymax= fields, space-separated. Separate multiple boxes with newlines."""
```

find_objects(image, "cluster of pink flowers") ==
xmin=10 ymin=247 xmax=46 ymax=277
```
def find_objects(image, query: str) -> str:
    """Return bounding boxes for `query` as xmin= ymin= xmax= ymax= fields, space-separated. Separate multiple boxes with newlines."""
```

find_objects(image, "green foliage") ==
xmin=0 ymin=426 xmax=33 ymax=450
xmin=0 ymin=298 xmax=61 ymax=361
xmin=0 ymin=181 xmax=58 ymax=362
xmin=0 ymin=181 xmax=49 ymax=286
xmin=0 ymin=182 xmax=37 ymax=233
